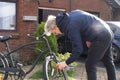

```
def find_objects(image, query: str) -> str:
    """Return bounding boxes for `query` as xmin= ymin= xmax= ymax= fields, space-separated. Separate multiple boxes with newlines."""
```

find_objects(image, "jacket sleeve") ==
xmin=66 ymin=26 xmax=83 ymax=65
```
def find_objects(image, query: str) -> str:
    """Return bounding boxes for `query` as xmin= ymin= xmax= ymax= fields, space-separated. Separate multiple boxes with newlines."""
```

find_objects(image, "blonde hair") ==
xmin=44 ymin=15 xmax=56 ymax=36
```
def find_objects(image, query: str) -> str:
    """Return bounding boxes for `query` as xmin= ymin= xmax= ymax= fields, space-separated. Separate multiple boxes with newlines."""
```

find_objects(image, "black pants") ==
xmin=85 ymin=33 xmax=116 ymax=80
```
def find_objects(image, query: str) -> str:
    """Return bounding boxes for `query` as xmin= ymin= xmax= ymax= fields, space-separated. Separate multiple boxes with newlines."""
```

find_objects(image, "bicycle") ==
xmin=0 ymin=33 xmax=68 ymax=80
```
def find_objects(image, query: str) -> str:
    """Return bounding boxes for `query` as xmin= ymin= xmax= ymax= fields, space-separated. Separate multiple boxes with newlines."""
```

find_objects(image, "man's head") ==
xmin=44 ymin=15 xmax=62 ymax=36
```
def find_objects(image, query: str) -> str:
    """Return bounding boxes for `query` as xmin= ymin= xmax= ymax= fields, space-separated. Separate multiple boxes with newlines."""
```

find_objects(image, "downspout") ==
xmin=111 ymin=7 xmax=116 ymax=20
xmin=70 ymin=0 xmax=72 ymax=11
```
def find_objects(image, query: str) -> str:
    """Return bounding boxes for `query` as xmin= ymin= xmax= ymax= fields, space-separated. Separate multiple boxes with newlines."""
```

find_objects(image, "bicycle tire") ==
xmin=43 ymin=55 xmax=68 ymax=80
xmin=0 ymin=53 xmax=8 ymax=80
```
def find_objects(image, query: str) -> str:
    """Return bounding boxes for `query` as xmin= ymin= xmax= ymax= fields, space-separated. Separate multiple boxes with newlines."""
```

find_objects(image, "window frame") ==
xmin=0 ymin=0 xmax=17 ymax=31
xmin=38 ymin=7 xmax=66 ymax=23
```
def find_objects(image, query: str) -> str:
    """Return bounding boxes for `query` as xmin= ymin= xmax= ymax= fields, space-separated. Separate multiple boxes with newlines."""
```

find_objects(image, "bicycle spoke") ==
xmin=44 ymin=59 xmax=67 ymax=80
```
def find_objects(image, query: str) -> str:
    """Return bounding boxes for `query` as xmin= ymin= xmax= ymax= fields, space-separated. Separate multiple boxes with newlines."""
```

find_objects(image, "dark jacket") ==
xmin=56 ymin=9 xmax=113 ymax=65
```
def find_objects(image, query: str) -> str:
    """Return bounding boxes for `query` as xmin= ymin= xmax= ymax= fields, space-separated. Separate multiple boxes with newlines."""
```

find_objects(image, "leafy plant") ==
xmin=34 ymin=22 xmax=58 ymax=55
xmin=57 ymin=52 xmax=78 ymax=67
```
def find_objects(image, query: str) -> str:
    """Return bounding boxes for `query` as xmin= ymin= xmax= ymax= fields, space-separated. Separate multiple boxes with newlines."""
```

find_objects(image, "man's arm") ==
xmin=66 ymin=27 xmax=83 ymax=65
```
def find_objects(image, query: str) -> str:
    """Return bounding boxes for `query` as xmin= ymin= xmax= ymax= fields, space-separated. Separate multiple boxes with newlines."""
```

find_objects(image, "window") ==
xmin=38 ymin=7 xmax=65 ymax=23
xmin=0 ymin=0 xmax=16 ymax=30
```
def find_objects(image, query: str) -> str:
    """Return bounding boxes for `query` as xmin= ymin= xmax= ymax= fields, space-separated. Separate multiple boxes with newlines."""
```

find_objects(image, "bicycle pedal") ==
xmin=17 ymin=63 xmax=23 ymax=67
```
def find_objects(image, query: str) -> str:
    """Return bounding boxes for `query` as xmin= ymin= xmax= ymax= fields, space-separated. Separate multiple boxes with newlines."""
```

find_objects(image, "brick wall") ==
xmin=15 ymin=0 xmax=38 ymax=62
xmin=0 ymin=0 xmax=38 ymax=62
xmin=40 ymin=0 xmax=112 ymax=20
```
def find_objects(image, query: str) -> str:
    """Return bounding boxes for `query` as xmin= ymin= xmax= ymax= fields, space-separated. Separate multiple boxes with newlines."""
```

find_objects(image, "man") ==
xmin=44 ymin=9 xmax=116 ymax=80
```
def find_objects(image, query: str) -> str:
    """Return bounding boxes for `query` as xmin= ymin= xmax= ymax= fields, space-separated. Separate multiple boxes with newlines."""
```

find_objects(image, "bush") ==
xmin=34 ymin=22 xmax=58 ymax=55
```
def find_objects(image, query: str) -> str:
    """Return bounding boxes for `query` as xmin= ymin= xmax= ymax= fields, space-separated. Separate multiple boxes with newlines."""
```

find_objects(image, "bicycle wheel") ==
xmin=0 ymin=54 xmax=8 ymax=80
xmin=43 ymin=55 xmax=68 ymax=80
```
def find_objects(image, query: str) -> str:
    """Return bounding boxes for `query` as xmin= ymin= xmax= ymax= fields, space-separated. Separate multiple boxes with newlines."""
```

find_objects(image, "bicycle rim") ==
xmin=43 ymin=56 xmax=68 ymax=80
xmin=0 ymin=58 xmax=7 ymax=80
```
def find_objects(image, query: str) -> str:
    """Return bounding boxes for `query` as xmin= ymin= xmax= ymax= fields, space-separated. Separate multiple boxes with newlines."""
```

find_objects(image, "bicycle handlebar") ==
xmin=27 ymin=32 xmax=46 ymax=40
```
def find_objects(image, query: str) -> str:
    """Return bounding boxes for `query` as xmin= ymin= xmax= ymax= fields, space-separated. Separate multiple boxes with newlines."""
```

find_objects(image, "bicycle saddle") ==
xmin=0 ymin=35 xmax=12 ymax=42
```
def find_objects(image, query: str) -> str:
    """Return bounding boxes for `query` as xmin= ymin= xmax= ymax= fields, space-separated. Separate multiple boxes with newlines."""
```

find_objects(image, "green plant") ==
xmin=34 ymin=22 xmax=58 ymax=55
xmin=57 ymin=52 xmax=77 ymax=80
xmin=57 ymin=52 xmax=78 ymax=67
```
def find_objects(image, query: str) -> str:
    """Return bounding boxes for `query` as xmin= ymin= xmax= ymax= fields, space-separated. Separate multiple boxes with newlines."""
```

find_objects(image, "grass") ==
xmin=67 ymin=70 xmax=75 ymax=80
xmin=30 ymin=69 xmax=43 ymax=79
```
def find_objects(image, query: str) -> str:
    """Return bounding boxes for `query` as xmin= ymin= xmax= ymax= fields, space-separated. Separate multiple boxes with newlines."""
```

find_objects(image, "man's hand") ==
xmin=86 ymin=41 xmax=92 ymax=48
xmin=56 ymin=61 xmax=68 ymax=70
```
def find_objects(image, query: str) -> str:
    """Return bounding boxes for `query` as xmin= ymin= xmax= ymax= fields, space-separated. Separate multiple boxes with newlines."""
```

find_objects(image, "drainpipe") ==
xmin=111 ymin=8 xmax=116 ymax=20
xmin=70 ymin=0 xmax=72 ymax=11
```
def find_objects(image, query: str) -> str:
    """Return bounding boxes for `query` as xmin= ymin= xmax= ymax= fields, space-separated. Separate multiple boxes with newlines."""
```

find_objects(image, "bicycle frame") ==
xmin=0 ymin=34 xmax=57 ymax=78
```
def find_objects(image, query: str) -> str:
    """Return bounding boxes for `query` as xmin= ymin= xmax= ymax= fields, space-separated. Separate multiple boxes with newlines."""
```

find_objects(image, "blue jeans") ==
xmin=85 ymin=32 xmax=116 ymax=80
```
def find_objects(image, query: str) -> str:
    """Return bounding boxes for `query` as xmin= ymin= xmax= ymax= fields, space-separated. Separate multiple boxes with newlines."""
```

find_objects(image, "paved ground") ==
xmin=72 ymin=62 xmax=120 ymax=80
xmin=24 ymin=58 xmax=120 ymax=80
